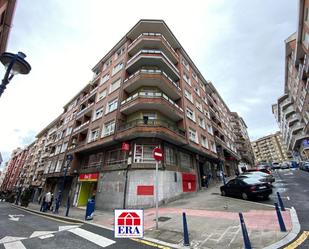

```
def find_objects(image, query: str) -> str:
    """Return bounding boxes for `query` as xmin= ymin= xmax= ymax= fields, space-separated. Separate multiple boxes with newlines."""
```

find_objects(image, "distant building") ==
xmin=251 ymin=132 xmax=292 ymax=164
xmin=272 ymin=0 xmax=309 ymax=161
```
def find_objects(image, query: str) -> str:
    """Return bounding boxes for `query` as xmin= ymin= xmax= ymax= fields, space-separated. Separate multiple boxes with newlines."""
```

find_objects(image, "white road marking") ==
xmin=0 ymin=236 xmax=27 ymax=243
xmin=39 ymin=234 xmax=54 ymax=239
xmin=4 ymin=241 xmax=26 ymax=249
xmin=30 ymin=231 xmax=56 ymax=238
xmin=287 ymin=196 xmax=290 ymax=200
xmin=58 ymin=225 xmax=80 ymax=231
xmin=69 ymin=227 xmax=115 ymax=247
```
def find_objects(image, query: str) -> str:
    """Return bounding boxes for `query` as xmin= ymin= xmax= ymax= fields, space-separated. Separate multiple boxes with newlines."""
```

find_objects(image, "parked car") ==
xmin=220 ymin=178 xmax=272 ymax=200
xmin=301 ymin=162 xmax=309 ymax=172
xmin=238 ymin=171 xmax=275 ymax=183
xmin=271 ymin=162 xmax=281 ymax=170
xmin=246 ymin=168 xmax=272 ymax=175
xmin=280 ymin=163 xmax=290 ymax=169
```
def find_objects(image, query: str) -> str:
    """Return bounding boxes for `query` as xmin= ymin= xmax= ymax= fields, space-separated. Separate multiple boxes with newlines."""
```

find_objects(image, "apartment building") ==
xmin=0 ymin=148 xmax=28 ymax=191
xmin=0 ymin=0 xmax=16 ymax=54
xmin=231 ymin=112 xmax=255 ymax=167
xmin=18 ymin=19 xmax=243 ymax=211
xmin=272 ymin=0 xmax=309 ymax=160
xmin=251 ymin=132 xmax=292 ymax=164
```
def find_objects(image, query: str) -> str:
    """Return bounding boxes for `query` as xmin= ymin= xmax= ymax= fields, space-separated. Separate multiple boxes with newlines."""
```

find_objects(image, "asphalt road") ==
xmin=260 ymin=168 xmax=309 ymax=249
xmin=0 ymin=202 xmax=161 ymax=249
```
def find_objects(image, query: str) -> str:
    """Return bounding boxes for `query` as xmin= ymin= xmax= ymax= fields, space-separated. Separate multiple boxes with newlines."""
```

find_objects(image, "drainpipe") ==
xmin=123 ymin=150 xmax=131 ymax=209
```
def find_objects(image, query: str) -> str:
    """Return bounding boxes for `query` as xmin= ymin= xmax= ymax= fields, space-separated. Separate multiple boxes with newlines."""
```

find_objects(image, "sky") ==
xmin=0 ymin=0 xmax=298 ymax=167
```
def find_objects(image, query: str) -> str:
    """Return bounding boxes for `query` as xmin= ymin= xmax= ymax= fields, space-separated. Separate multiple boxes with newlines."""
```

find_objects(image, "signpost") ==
xmin=153 ymin=147 xmax=163 ymax=230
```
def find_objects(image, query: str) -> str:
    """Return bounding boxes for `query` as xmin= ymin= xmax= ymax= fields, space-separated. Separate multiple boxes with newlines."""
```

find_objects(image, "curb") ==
xmin=263 ymin=207 xmax=301 ymax=249
xmin=12 ymin=204 xmax=84 ymax=224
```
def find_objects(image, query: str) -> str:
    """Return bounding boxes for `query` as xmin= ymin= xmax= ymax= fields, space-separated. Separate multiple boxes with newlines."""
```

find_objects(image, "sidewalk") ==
xmin=24 ymin=182 xmax=294 ymax=249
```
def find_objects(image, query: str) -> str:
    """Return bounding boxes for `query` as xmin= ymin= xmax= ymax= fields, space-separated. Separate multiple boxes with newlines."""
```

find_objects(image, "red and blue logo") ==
xmin=114 ymin=209 xmax=144 ymax=238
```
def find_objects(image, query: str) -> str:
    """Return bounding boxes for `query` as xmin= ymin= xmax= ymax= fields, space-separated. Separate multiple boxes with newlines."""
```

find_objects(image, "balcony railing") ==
xmin=76 ymin=103 xmax=94 ymax=117
xmin=73 ymin=120 xmax=90 ymax=133
xmin=121 ymin=91 xmax=183 ymax=112
xmin=124 ymin=69 xmax=181 ymax=91
xmin=118 ymin=119 xmax=186 ymax=137
xmin=127 ymin=49 xmax=179 ymax=74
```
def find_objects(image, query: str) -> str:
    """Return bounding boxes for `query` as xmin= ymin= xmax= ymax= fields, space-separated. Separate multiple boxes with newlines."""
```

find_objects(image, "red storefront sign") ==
xmin=182 ymin=173 xmax=196 ymax=192
xmin=79 ymin=173 xmax=99 ymax=182
xmin=122 ymin=142 xmax=130 ymax=152
xmin=137 ymin=185 xmax=154 ymax=195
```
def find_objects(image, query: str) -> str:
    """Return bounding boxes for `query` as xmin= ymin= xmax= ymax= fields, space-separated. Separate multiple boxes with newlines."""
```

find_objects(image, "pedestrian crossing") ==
xmin=1 ymin=226 xmax=116 ymax=249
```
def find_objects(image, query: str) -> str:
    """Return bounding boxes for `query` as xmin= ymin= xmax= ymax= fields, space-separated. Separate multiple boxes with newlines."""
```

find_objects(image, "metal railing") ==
xmin=118 ymin=119 xmax=186 ymax=137
xmin=76 ymin=103 xmax=94 ymax=117
xmin=123 ymin=69 xmax=181 ymax=91
xmin=128 ymin=32 xmax=179 ymax=59
xmin=73 ymin=120 xmax=90 ymax=133
xmin=121 ymin=91 xmax=183 ymax=112
xmin=126 ymin=49 xmax=179 ymax=74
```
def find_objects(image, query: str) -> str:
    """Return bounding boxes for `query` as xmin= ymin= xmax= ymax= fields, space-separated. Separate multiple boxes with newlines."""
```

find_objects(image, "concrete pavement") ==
xmin=17 ymin=179 xmax=297 ymax=249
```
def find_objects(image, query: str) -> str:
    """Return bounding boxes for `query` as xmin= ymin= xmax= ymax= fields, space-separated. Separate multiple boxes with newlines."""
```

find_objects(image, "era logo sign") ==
xmin=114 ymin=209 xmax=144 ymax=238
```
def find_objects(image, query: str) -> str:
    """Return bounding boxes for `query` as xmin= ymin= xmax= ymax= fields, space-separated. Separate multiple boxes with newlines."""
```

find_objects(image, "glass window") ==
xmin=100 ymin=73 xmax=110 ymax=85
xmin=201 ymin=136 xmax=209 ymax=149
xmin=179 ymin=152 xmax=192 ymax=169
xmin=164 ymin=146 xmax=176 ymax=165
xmin=196 ymin=101 xmax=203 ymax=112
xmin=97 ymin=89 xmax=107 ymax=102
xmin=109 ymin=78 xmax=121 ymax=93
xmin=184 ymin=89 xmax=193 ymax=102
xmin=194 ymin=86 xmax=200 ymax=96
xmin=182 ymin=59 xmax=189 ymax=71
xmin=106 ymin=98 xmax=118 ymax=114
xmin=198 ymin=116 xmax=206 ymax=129
xmin=186 ymin=107 xmax=195 ymax=122
xmin=112 ymin=62 xmax=123 ymax=76
xmin=106 ymin=148 xmax=126 ymax=166
xmin=183 ymin=73 xmax=191 ymax=86
xmin=134 ymin=144 xmax=157 ymax=163
xmin=54 ymin=160 xmax=63 ymax=172
xmin=93 ymin=106 xmax=104 ymax=121
xmin=88 ymin=128 xmax=100 ymax=143
xmin=207 ymin=124 xmax=214 ymax=135
xmin=49 ymin=160 xmax=57 ymax=173
xmin=102 ymin=120 xmax=115 ymax=137
xmin=189 ymin=128 xmax=198 ymax=143
xmin=65 ymin=126 xmax=72 ymax=136
xmin=60 ymin=142 xmax=68 ymax=153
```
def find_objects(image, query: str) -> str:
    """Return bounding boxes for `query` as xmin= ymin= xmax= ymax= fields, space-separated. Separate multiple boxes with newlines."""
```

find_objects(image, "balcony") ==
xmin=123 ymin=69 xmax=181 ymax=100
xmin=280 ymin=97 xmax=293 ymax=110
xmin=291 ymin=131 xmax=309 ymax=150
xmin=288 ymin=113 xmax=299 ymax=127
xmin=116 ymin=119 xmax=186 ymax=145
xmin=284 ymin=105 xmax=295 ymax=119
xmin=120 ymin=91 xmax=183 ymax=121
xmin=73 ymin=120 xmax=90 ymax=133
xmin=126 ymin=50 xmax=180 ymax=81
xmin=291 ymin=123 xmax=305 ymax=135
xmin=128 ymin=33 xmax=179 ymax=64
xmin=76 ymin=103 xmax=94 ymax=118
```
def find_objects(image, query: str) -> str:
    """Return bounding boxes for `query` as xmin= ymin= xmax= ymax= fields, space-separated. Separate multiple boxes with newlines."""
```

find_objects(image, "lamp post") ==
xmin=0 ymin=51 xmax=31 ymax=98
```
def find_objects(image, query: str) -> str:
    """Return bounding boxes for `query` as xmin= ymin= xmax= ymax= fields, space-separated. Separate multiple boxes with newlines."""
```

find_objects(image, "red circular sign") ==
xmin=153 ymin=147 xmax=163 ymax=161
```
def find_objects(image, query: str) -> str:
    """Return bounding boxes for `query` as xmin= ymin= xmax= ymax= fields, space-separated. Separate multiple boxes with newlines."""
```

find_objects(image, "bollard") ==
xmin=276 ymin=192 xmax=285 ymax=211
xmin=275 ymin=203 xmax=286 ymax=232
xmin=182 ymin=212 xmax=190 ymax=246
xmin=65 ymin=196 xmax=70 ymax=217
xmin=239 ymin=213 xmax=252 ymax=249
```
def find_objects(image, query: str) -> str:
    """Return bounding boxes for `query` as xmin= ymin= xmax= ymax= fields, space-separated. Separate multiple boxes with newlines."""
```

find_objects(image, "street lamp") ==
xmin=0 ymin=51 xmax=31 ymax=97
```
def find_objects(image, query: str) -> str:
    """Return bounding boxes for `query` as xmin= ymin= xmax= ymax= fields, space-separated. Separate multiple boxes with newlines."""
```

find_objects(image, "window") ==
xmin=115 ymin=47 xmax=125 ymax=59
xmin=102 ymin=120 xmax=115 ymax=137
xmin=103 ymin=59 xmax=112 ymax=71
xmin=204 ymin=110 xmax=211 ymax=119
xmin=134 ymin=144 xmax=157 ymax=163
xmin=106 ymin=98 xmax=118 ymax=114
xmin=93 ymin=106 xmax=104 ymax=121
xmin=184 ymin=89 xmax=193 ymax=102
xmin=65 ymin=127 xmax=72 ymax=136
xmin=194 ymin=86 xmax=200 ymax=96
xmin=192 ymin=72 xmax=198 ymax=82
xmin=55 ymin=160 xmax=63 ymax=172
xmin=305 ymin=7 xmax=309 ymax=23
xmin=49 ymin=160 xmax=57 ymax=173
xmin=196 ymin=101 xmax=203 ymax=112
xmin=88 ymin=128 xmax=100 ymax=143
xmin=210 ymin=141 xmax=217 ymax=153
xmin=186 ymin=107 xmax=195 ymax=122
xmin=106 ymin=149 xmax=126 ymax=166
xmin=183 ymin=73 xmax=191 ymax=86
xmin=203 ymin=95 xmax=208 ymax=104
xmin=199 ymin=82 xmax=205 ymax=91
xmin=182 ymin=59 xmax=189 ymax=71
xmin=97 ymin=89 xmax=107 ymax=102
xmin=44 ymin=161 xmax=52 ymax=174
xmin=164 ymin=146 xmax=176 ymax=165
xmin=109 ymin=78 xmax=121 ymax=93
xmin=198 ymin=116 xmax=206 ymax=129
xmin=201 ymin=136 xmax=209 ymax=149
xmin=189 ymin=128 xmax=198 ymax=143
xmin=112 ymin=62 xmax=123 ymax=76
xmin=207 ymin=124 xmax=213 ymax=135
xmin=179 ymin=152 xmax=192 ymax=169
xmin=55 ymin=144 xmax=62 ymax=155
xmin=100 ymin=73 xmax=110 ymax=85
xmin=60 ymin=142 xmax=68 ymax=153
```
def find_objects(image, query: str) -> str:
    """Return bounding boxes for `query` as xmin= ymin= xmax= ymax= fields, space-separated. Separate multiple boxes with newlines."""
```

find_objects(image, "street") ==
xmin=0 ymin=203 xmax=160 ymax=249
xmin=257 ymin=168 xmax=309 ymax=248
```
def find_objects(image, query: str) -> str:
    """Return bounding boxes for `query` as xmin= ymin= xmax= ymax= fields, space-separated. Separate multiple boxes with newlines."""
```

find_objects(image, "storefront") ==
xmin=75 ymin=173 xmax=98 ymax=207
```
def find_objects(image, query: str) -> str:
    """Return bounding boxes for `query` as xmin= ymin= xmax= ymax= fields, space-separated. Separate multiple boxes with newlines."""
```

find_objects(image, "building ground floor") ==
xmin=39 ymin=138 xmax=239 ymax=210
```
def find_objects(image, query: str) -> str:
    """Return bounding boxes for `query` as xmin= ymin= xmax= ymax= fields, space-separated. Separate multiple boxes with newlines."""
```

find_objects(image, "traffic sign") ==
xmin=122 ymin=142 xmax=130 ymax=152
xmin=153 ymin=147 xmax=163 ymax=161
